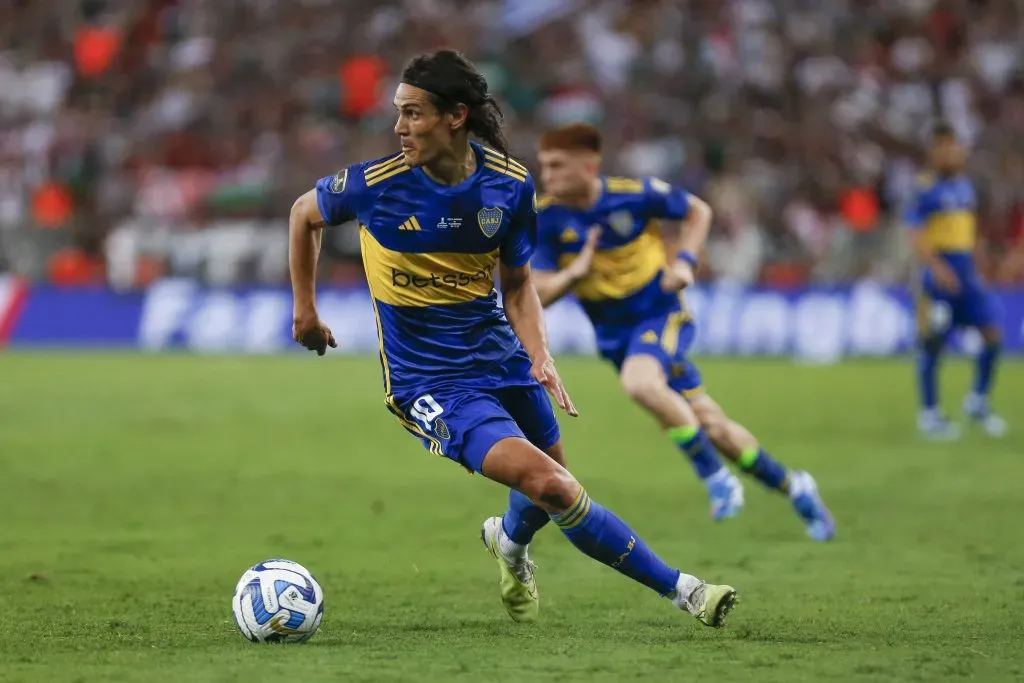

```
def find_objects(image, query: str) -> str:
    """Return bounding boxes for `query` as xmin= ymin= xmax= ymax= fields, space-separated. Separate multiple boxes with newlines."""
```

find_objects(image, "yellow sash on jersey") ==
xmin=924 ymin=211 xmax=975 ymax=252
xmin=360 ymin=227 xmax=497 ymax=307
xmin=558 ymin=222 xmax=665 ymax=301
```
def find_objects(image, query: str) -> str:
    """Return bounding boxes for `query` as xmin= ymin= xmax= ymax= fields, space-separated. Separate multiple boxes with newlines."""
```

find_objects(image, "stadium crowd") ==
xmin=1 ymin=0 xmax=1023 ymax=289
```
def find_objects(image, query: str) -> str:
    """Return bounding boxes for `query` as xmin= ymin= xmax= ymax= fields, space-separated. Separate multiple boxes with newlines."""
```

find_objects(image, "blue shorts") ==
xmin=599 ymin=311 xmax=704 ymax=398
xmin=916 ymin=282 xmax=999 ymax=339
xmin=388 ymin=382 xmax=561 ymax=473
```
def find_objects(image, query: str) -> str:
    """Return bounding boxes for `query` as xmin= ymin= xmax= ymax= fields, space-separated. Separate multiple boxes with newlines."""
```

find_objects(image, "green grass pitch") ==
xmin=1 ymin=353 xmax=1022 ymax=682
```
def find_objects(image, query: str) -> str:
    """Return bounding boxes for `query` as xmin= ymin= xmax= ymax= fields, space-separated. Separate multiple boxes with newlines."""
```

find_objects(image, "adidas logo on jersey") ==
xmin=399 ymin=217 xmax=423 ymax=231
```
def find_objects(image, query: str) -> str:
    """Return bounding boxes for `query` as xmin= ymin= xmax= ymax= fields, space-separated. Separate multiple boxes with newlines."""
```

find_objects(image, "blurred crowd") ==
xmin=2 ymin=0 xmax=1024 ymax=289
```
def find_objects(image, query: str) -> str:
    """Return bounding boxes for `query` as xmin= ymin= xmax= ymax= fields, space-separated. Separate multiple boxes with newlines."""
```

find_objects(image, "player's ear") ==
xmin=448 ymin=103 xmax=469 ymax=132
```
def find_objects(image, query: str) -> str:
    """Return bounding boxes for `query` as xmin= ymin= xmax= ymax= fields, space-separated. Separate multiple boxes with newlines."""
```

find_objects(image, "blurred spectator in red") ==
xmin=31 ymin=182 xmax=73 ymax=229
xmin=73 ymin=24 xmax=120 ymax=79
xmin=48 ymin=248 xmax=103 ymax=286
xmin=340 ymin=55 xmax=388 ymax=119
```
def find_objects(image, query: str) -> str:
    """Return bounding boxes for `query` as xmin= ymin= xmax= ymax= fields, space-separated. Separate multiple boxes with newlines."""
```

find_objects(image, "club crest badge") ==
xmin=477 ymin=207 xmax=503 ymax=238
xmin=607 ymin=210 xmax=634 ymax=236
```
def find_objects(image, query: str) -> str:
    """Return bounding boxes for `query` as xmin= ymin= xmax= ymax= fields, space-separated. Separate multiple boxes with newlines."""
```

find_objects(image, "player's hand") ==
xmin=566 ymin=227 xmax=602 ymax=281
xmin=934 ymin=266 xmax=961 ymax=294
xmin=292 ymin=310 xmax=337 ymax=356
xmin=532 ymin=353 xmax=578 ymax=417
xmin=661 ymin=260 xmax=695 ymax=293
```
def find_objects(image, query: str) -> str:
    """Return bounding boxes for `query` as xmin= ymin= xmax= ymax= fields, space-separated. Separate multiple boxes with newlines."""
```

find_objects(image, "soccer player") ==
xmin=288 ymin=50 xmax=738 ymax=626
xmin=905 ymin=122 xmax=1007 ymax=439
xmin=528 ymin=123 xmax=835 ymax=541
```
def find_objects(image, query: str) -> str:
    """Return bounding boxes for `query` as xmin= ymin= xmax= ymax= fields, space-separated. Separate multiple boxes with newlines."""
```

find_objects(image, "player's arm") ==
xmin=289 ymin=190 xmax=331 ymax=349
xmin=501 ymin=262 xmax=577 ymax=417
xmin=500 ymin=183 xmax=578 ymax=416
xmin=908 ymin=231 xmax=960 ymax=292
xmin=289 ymin=167 xmax=361 ymax=354
xmin=668 ymin=193 xmax=713 ymax=256
xmin=903 ymin=192 xmax=960 ymax=293
xmin=532 ymin=226 xmax=600 ymax=307
xmin=646 ymin=178 xmax=712 ymax=290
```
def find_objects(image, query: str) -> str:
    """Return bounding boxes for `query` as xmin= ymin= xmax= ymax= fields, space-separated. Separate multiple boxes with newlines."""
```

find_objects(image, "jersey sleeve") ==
xmin=530 ymin=208 xmax=560 ymax=271
xmin=314 ymin=163 xmax=367 ymax=226
xmin=643 ymin=177 xmax=690 ymax=220
xmin=499 ymin=175 xmax=538 ymax=268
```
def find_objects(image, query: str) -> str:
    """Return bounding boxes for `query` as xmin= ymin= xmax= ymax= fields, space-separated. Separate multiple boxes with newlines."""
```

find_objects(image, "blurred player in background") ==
xmin=288 ymin=51 xmax=737 ymax=626
xmin=529 ymin=124 xmax=835 ymax=542
xmin=906 ymin=122 xmax=1007 ymax=440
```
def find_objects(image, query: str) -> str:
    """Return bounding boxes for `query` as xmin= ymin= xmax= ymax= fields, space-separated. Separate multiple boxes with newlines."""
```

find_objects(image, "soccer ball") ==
xmin=232 ymin=558 xmax=324 ymax=643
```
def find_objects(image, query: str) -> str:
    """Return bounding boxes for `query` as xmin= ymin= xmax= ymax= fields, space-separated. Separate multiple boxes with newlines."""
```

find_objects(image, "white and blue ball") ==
xmin=232 ymin=559 xmax=324 ymax=643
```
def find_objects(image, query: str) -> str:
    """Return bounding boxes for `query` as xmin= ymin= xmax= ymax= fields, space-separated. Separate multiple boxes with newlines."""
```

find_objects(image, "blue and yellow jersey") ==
xmin=903 ymin=173 xmax=978 ymax=280
xmin=533 ymin=176 xmax=691 ymax=342
xmin=315 ymin=142 xmax=537 ymax=404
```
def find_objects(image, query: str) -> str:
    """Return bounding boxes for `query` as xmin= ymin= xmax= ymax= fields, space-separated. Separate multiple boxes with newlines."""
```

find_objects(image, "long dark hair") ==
xmin=401 ymin=50 xmax=509 ymax=158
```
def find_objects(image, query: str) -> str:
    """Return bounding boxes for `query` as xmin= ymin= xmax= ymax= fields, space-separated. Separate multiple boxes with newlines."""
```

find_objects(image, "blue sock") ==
xmin=501 ymin=490 xmax=550 ymax=545
xmin=551 ymin=488 xmax=681 ymax=596
xmin=738 ymin=447 xmax=789 ymax=491
xmin=974 ymin=342 xmax=1001 ymax=397
xmin=667 ymin=425 xmax=726 ymax=480
xmin=916 ymin=346 xmax=940 ymax=410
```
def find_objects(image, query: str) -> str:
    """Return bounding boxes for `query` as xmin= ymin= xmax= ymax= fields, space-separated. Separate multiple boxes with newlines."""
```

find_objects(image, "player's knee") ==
xmin=620 ymin=371 xmax=663 ymax=407
xmin=519 ymin=465 xmax=579 ymax=511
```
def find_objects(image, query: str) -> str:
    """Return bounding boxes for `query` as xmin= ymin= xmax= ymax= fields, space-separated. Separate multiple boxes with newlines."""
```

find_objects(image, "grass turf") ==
xmin=1 ymin=354 xmax=1022 ymax=682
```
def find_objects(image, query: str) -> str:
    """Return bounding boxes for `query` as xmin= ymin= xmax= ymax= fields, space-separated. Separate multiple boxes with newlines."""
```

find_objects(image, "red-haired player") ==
xmin=528 ymin=123 xmax=835 ymax=541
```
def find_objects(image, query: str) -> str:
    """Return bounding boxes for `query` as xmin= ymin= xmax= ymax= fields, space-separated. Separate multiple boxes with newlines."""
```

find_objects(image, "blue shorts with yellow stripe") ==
xmin=599 ymin=311 xmax=704 ymax=399
xmin=387 ymin=379 xmax=561 ymax=474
